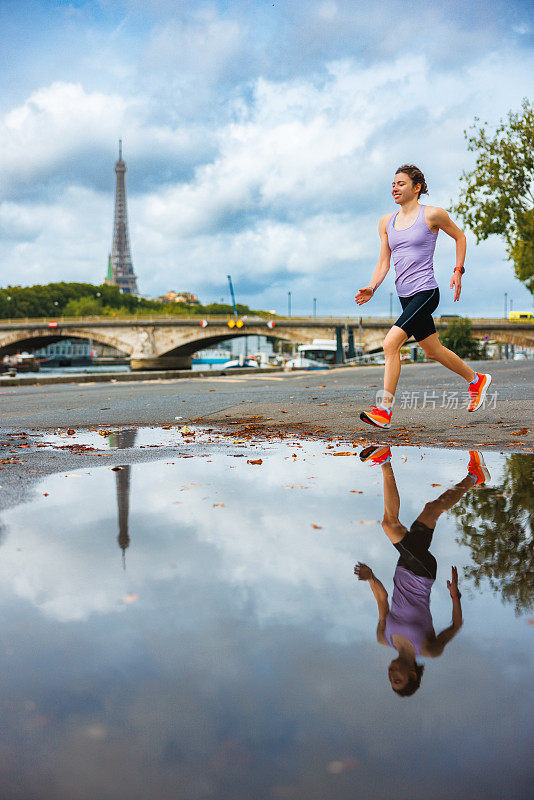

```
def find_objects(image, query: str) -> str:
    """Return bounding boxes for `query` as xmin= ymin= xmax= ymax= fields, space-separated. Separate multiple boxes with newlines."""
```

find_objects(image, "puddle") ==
xmin=0 ymin=431 xmax=532 ymax=799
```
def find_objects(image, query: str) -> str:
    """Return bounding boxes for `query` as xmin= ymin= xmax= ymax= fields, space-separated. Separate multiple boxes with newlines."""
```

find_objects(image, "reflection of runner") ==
xmin=355 ymin=165 xmax=491 ymax=430
xmin=354 ymin=448 xmax=490 ymax=697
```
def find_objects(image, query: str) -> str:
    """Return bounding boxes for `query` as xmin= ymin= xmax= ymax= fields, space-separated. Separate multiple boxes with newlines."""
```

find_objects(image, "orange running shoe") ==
xmin=359 ymin=444 xmax=391 ymax=465
xmin=467 ymin=372 xmax=492 ymax=412
xmin=468 ymin=451 xmax=490 ymax=486
xmin=360 ymin=405 xmax=392 ymax=429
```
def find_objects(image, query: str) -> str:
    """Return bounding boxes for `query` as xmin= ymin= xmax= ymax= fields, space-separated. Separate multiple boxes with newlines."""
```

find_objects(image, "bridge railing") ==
xmin=0 ymin=314 xmax=393 ymax=325
xmin=0 ymin=314 xmax=527 ymax=326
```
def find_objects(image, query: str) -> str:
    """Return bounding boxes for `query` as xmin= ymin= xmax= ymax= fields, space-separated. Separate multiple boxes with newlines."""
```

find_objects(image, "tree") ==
xmin=450 ymin=98 xmax=534 ymax=294
xmin=63 ymin=296 xmax=106 ymax=317
xmin=0 ymin=282 xmax=264 ymax=320
xmin=440 ymin=317 xmax=481 ymax=359
xmin=452 ymin=454 xmax=534 ymax=614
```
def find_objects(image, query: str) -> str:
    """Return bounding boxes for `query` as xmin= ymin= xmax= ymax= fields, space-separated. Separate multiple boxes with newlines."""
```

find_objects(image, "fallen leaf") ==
xmin=67 ymin=429 xmax=75 ymax=435
xmin=512 ymin=428 xmax=528 ymax=435
xmin=333 ymin=452 xmax=355 ymax=456
xmin=349 ymin=490 xmax=363 ymax=493
xmin=311 ymin=523 xmax=323 ymax=529
xmin=430 ymin=483 xmax=442 ymax=486
xmin=213 ymin=502 xmax=225 ymax=507
xmin=247 ymin=458 xmax=263 ymax=465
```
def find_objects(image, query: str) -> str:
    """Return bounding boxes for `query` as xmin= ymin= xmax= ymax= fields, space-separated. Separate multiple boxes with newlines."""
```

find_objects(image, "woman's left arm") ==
xmin=427 ymin=207 xmax=467 ymax=302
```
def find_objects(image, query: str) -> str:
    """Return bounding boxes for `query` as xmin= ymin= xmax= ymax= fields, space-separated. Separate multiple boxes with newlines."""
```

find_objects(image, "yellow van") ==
xmin=509 ymin=311 xmax=534 ymax=322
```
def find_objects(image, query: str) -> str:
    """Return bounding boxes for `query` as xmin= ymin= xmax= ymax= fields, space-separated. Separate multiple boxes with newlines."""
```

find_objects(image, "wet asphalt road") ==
xmin=1 ymin=359 xmax=533 ymax=449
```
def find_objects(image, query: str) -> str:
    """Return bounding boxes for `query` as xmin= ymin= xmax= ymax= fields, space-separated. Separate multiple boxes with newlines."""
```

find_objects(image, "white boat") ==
xmin=221 ymin=356 xmax=260 ymax=369
xmin=284 ymin=355 xmax=329 ymax=370
xmin=286 ymin=339 xmax=339 ymax=369
xmin=192 ymin=348 xmax=232 ymax=365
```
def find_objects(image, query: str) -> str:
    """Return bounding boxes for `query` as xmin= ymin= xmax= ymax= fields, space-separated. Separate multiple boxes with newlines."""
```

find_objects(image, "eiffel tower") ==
xmin=105 ymin=140 xmax=139 ymax=294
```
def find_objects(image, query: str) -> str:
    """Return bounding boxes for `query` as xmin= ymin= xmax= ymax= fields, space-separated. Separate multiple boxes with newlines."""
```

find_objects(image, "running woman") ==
xmin=355 ymin=165 xmax=491 ymax=429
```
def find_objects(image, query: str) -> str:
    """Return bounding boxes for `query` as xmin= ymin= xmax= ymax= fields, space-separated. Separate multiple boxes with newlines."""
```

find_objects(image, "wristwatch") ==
xmin=454 ymin=267 xmax=465 ymax=275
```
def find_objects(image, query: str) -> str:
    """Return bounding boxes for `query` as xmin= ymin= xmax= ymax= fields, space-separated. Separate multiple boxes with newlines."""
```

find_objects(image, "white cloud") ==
xmin=143 ymin=7 xmax=246 ymax=81
xmin=0 ymin=36 xmax=533 ymax=312
xmin=1 ymin=83 xmax=129 ymax=189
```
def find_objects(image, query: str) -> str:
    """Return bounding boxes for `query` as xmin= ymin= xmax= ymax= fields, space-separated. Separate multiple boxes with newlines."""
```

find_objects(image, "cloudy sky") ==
xmin=0 ymin=0 xmax=533 ymax=316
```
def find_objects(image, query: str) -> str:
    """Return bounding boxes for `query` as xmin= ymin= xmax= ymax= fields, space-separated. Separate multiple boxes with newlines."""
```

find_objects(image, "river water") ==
xmin=0 ymin=429 xmax=532 ymax=799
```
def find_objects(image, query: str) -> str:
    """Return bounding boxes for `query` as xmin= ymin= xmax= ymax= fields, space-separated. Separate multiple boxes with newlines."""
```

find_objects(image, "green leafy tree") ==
xmin=0 ymin=282 xmax=265 ymax=320
xmin=452 ymin=454 xmax=534 ymax=614
xmin=63 ymin=296 xmax=106 ymax=316
xmin=440 ymin=317 xmax=481 ymax=359
xmin=202 ymin=302 xmax=255 ymax=316
xmin=450 ymin=98 xmax=534 ymax=294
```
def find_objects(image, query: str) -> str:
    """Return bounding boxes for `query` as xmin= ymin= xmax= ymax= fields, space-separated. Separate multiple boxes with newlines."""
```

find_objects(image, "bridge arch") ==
xmin=157 ymin=329 xmax=297 ymax=358
xmin=0 ymin=328 xmax=131 ymax=358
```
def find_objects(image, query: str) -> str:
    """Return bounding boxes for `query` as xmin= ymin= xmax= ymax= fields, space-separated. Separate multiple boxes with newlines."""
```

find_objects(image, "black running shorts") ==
xmin=395 ymin=288 xmax=440 ymax=342
xmin=394 ymin=521 xmax=437 ymax=579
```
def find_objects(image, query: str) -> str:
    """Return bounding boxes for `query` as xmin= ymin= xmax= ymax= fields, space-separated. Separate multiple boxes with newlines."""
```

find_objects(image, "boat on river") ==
xmin=1 ymin=353 xmax=41 ymax=373
xmin=285 ymin=340 xmax=339 ymax=370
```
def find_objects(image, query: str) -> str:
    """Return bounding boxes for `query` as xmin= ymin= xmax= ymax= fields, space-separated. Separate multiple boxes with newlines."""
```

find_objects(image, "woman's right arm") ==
xmin=355 ymin=214 xmax=392 ymax=306
xmin=425 ymin=567 xmax=463 ymax=657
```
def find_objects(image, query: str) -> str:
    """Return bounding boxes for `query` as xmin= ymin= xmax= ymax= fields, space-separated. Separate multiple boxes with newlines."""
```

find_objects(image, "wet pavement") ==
xmin=1 ymin=359 xmax=533 ymax=448
xmin=0 ymin=426 xmax=532 ymax=799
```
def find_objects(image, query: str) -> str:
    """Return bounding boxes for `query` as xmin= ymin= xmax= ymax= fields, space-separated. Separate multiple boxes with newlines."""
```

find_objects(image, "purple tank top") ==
xmin=387 ymin=205 xmax=439 ymax=297
xmin=384 ymin=566 xmax=435 ymax=655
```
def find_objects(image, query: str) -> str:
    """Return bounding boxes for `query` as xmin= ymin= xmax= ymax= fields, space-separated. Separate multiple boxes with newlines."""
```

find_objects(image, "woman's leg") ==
xmin=418 ymin=333 xmax=476 ymax=382
xmin=381 ymin=325 xmax=408 ymax=409
xmin=416 ymin=475 xmax=475 ymax=529
xmin=381 ymin=462 xmax=408 ymax=544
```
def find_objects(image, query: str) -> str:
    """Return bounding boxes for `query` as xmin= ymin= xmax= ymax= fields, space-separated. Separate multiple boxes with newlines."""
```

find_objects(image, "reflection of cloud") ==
xmin=0 ymin=443 xmax=532 ymax=796
xmin=0 ymin=445 xmax=522 ymax=642
xmin=2 ymin=575 xmax=533 ymax=799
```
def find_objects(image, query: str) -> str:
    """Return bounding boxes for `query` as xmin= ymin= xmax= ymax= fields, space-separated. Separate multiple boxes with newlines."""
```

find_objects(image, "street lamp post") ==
xmin=288 ymin=291 xmax=291 ymax=317
xmin=313 ymin=297 xmax=317 ymax=317
xmin=504 ymin=292 xmax=508 ymax=360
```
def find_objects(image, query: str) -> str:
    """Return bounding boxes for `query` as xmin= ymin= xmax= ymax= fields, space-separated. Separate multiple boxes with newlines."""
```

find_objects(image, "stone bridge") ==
xmin=0 ymin=315 xmax=532 ymax=369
